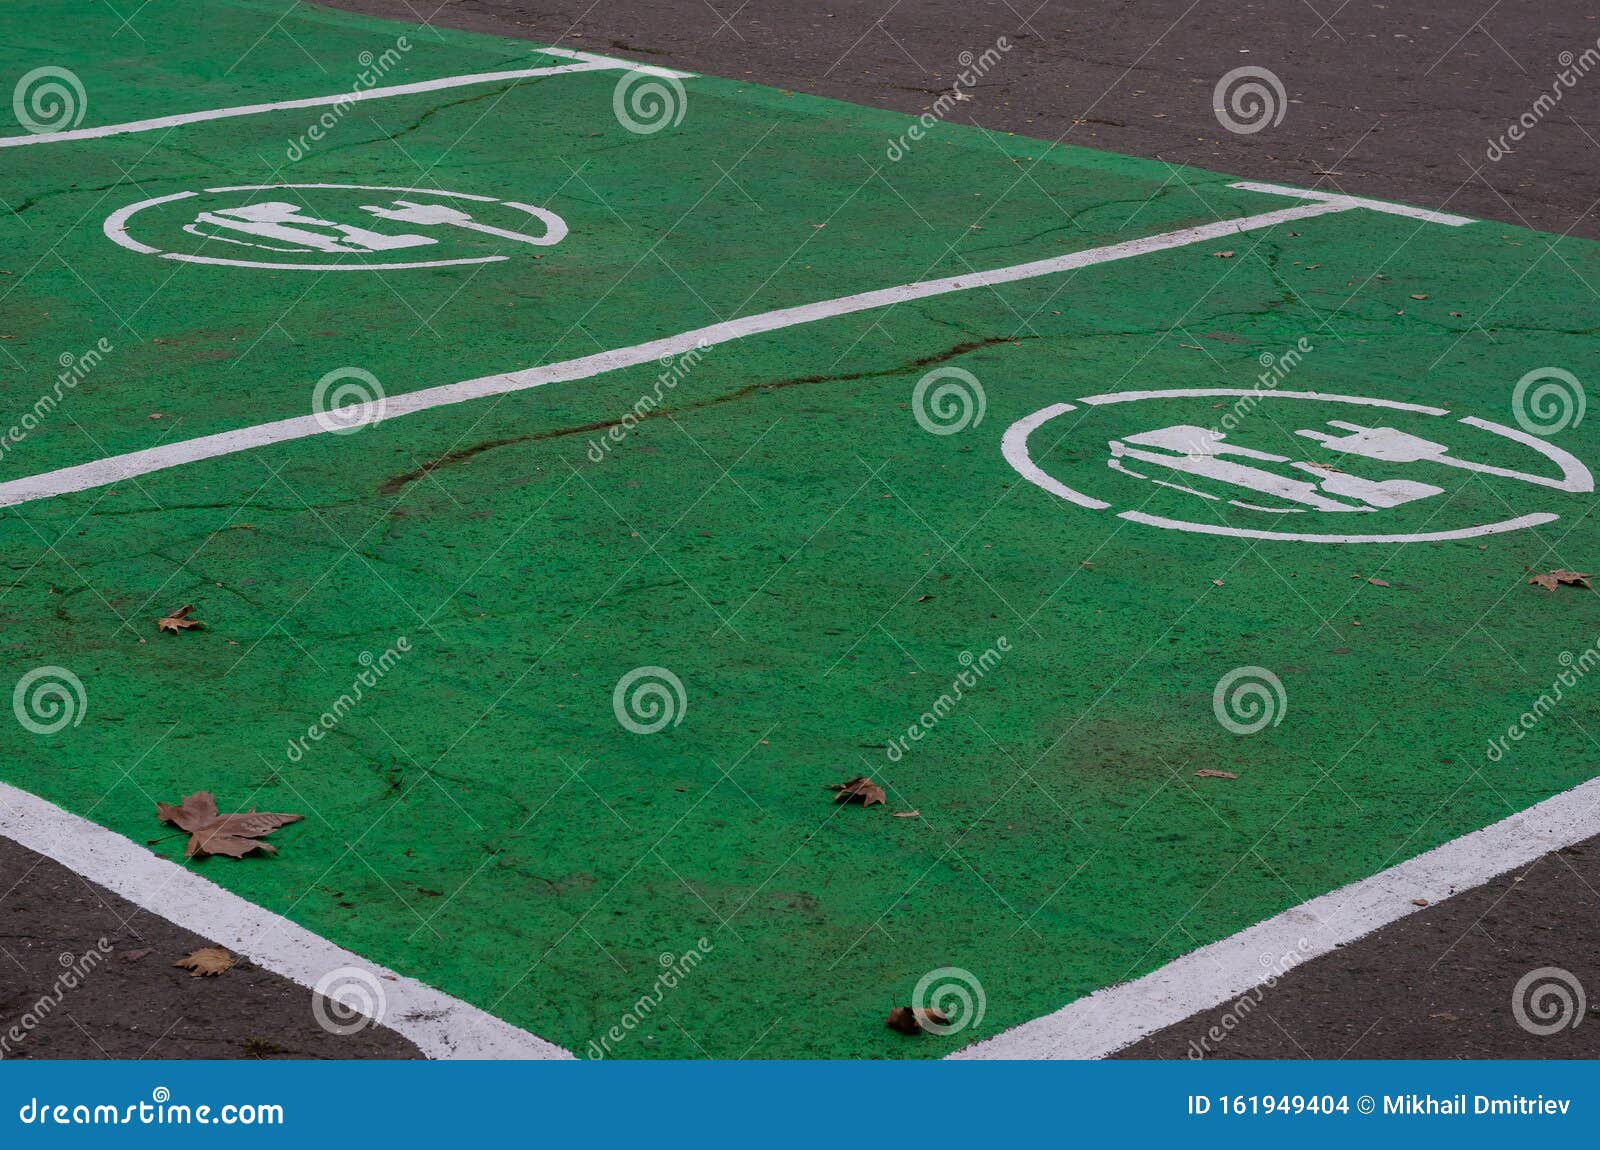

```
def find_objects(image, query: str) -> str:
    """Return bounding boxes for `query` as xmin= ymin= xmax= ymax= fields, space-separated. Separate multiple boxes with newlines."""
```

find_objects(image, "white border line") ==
xmin=949 ymin=773 xmax=1600 ymax=1059
xmin=0 ymin=48 xmax=689 ymax=149
xmin=1 ymin=188 xmax=1469 ymax=510
xmin=0 ymin=780 xmax=572 ymax=1059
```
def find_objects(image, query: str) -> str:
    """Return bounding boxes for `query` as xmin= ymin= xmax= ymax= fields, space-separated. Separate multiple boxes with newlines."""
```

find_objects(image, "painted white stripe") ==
xmin=0 ymin=197 xmax=1360 ymax=510
xmin=0 ymin=48 xmax=690 ymax=149
xmin=0 ymin=781 xmax=572 ymax=1059
xmin=949 ymin=773 xmax=1600 ymax=1059
xmin=1225 ymin=181 xmax=1475 ymax=226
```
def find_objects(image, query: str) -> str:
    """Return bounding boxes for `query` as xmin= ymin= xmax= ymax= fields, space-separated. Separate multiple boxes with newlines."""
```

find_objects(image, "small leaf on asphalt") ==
xmin=156 ymin=792 xmax=303 ymax=858
xmin=1194 ymin=769 xmax=1238 ymax=779
xmin=157 ymin=605 xmax=204 ymax=634
xmin=120 ymin=948 xmax=152 ymax=963
xmin=1529 ymin=569 xmax=1592 ymax=591
xmin=174 ymin=947 xmax=235 ymax=977
xmin=831 ymin=776 xmax=886 ymax=807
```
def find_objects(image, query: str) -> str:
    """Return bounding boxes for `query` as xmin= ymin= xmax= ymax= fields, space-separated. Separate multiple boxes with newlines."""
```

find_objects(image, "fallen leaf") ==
xmin=1214 ymin=250 xmax=1234 ymax=258
xmin=156 ymin=792 xmax=303 ymax=858
xmin=1529 ymin=569 xmax=1592 ymax=591
xmin=886 ymin=1005 xmax=951 ymax=1035
xmin=1211 ymin=579 xmax=1224 ymax=586
xmin=1410 ymin=293 xmax=1429 ymax=300
xmin=157 ymin=605 xmax=204 ymax=634
xmin=119 ymin=948 xmax=152 ymax=963
xmin=174 ymin=947 xmax=235 ymax=977
xmin=1411 ymin=898 xmax=1429 ymax=907
xmin=893 ymin=810 xmax=921 ymax=818
xmin=831 ymin=776 xmax=887 ymax=807
xmin=1368 ymin=577 xmax=1390 ymax=587
xmin=1194 ymin=769 xmax=1238 ymax=779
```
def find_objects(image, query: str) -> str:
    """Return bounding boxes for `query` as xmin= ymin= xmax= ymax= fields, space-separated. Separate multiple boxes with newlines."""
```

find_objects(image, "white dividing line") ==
xmin=949 ymin=772 xmax=1600 ymax=1059
xmin=0 ymin=47 xmax=690 ymax=149
xmin=0 ymin=781 xmax=571 ymax=1059
xmin=0 ymin=186 xmax=1471 ymax=510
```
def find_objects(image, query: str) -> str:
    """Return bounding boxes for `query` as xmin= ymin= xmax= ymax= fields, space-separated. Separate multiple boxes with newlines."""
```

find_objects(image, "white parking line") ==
xmin=0 ymin=47 xmax=690 ymax=149
xmin=0 ymin=781 xmax=572 ymax=1059
xmin=0 ymin=185 xmax=1472 ymax=510
xmin=949 ymin=772 xmax=1600 ymax=1059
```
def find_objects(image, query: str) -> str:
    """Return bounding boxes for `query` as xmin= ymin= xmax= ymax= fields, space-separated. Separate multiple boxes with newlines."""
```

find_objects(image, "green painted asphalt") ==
xmin=2 ymin=0 xmax=1599 ymax=1058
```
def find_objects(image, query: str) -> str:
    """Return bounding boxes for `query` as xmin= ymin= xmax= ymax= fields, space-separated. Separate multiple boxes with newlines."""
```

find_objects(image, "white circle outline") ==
xmin=102 ymin=184 xmax=567 ymax=271
xmin=1001 ymin=388 xmax=1594 ymax=544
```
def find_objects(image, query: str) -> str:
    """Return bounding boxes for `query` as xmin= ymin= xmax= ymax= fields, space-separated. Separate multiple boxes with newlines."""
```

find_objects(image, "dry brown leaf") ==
xmin=886 ymin=1005 xmax=950 ymax=1035
xmin=157 ymin=605 xmax=204 ymax=634
xmin=120 ymin=948 xmax=152 ymax=964
xmin=1194 ymin=769 xmax=1238 ymax=779
xmin=1412 ymin=898 xmax=1429 ymax=907
xmin=1213 ymin=250 xmax=1234 ymax=258
xmin=156 ymin=792 xmax=302 ymax=858
xmin=893 ymin=810 xmax=921 ymax=818
xmin=831 ymin=776 xmax=886 ymax=807
xmin=174 ymin=947 xmax=235 ymax=977
xmin=1368 ymin=577 xmax=1390 ymax=587
xmin=1529 ymin=569 xmax=1592 ymax=591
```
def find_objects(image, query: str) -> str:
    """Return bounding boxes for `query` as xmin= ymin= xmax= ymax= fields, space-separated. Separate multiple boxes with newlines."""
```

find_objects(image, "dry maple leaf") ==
xmin=157 ymin=605 xmax=204 ymax=634
xmin=1194 ymin=769 xmax=1238 ymax=779
xmin=886 ymin=1005 xmax=951 ymax=1035
xmin=1529 ymin=570 xmax=1592 ymax=591
xmin=156 ymin=792 xmax=302 ymax=858
xmin=174 ymin=947 xmax=235 ymax=977
xmin=831 ymin=776 xmax=887 ymax=807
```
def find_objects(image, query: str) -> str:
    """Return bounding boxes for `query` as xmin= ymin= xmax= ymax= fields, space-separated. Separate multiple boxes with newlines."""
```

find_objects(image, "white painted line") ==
xmin=1226 ymin=181 xmax=1475 ymax=226
xmin=0 ymin=780 xmax=572 ymax=1059
xmin=0 ymin=195 xmax=1367 ymax=509
xmin=0 ymin=47 xmax=690 ymax=149
xmin=949 ymin=772 xmax=1600 ymax=1059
